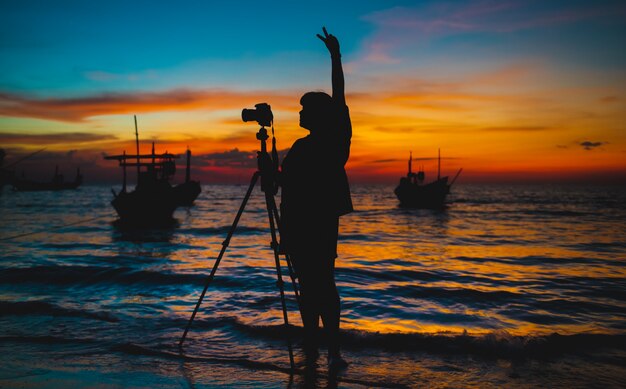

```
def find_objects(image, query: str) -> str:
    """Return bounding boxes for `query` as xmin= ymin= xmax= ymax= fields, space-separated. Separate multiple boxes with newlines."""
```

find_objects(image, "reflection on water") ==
xmin=1 ymin=184 xmax=625 ymax=387
xmin=112 ymin=221 xmax=179 ymax=243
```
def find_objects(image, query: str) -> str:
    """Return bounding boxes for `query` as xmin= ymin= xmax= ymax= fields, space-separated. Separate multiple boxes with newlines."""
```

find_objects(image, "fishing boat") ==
xmin=0 ymin=149 xmax=11 ymax=190
xmin=173 ymin=148 xmax=202 ymax=206
xmin=12 ymin=166 xmax=82 ymax=191
xmin=394 ymin=150 xmax=462 ymax=209
xmin=104 ymin=116 xmax=201 ymax=225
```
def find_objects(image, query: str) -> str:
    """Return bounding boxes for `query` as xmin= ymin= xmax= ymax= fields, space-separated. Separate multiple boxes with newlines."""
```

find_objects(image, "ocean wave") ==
xmin=338 ymin=267 xmax=497 ymax=285
xmin=451 ymin=255 xmax=613 ymax=266
xmin=183 ymin=226 xmax=267 ymax=236
xmin=172 ymin=316 xmax=626 ymax=358
xmin=381 ymin=282 xmax=626 ymax=316
xmin=0 ymin=265 xmax=250 ymax=288
xmin=66 ymin=225 xmax=109 ymax=233
xmin=2 ymin=320 xmax=625 ymax=363
xmin=340 ymin=329 xmax=626 ymax=358
xmin=567 ymin=241 xmax=626 ymax=254
xmin=384 ymin=284 xmax=524 ymax=303
xmin=39 ymin=242 xmax=109 ymax=250
xmin=0 ymin=300 xmax=119 ymax=322
xmin=337 ymin=234 xmax=372 ymax=242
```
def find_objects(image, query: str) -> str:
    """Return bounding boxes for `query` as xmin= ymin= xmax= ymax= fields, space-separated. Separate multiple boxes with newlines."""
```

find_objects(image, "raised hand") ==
xmin=316 ymin=27 xmax=341 ymax=58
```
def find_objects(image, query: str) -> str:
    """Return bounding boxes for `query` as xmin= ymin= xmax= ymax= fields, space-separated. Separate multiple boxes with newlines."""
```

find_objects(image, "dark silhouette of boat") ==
xmin=12 ymin=166 xmax=82 ymax=191
xmin=394 ymin=150 xmax=462 ymax=208
xmin=1 ymin=148 xmax=49 ymax=191
xmin=173 ymin=148 xmax=201 ymax=206
xmin=0 ymin=149 xmax=12 ymax=190
xmin=104 ymin=116 xmax=201 ymax=225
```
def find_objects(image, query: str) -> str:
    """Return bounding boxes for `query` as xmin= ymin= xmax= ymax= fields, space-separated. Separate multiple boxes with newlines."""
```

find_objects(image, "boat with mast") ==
xmin=12 ymin=166 xmax=82 ymax=191
xmin=104 ymin=116 xmax=201 ymax=225
xmin=394 ymin=149 xmax=462 ymax=208
xmin=1 ymin=148 xmax=71 ymax=192
xmin=0 ymin=149 xmax=11 ymax=190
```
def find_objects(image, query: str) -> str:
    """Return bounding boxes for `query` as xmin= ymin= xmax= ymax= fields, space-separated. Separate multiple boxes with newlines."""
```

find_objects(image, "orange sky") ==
xmin=1 ymin=1 xmax=625 ymax=184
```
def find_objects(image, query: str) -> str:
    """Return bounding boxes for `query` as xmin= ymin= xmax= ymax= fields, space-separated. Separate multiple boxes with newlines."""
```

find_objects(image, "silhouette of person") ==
xmin=279 ymin=27 xmax=353 ymax=370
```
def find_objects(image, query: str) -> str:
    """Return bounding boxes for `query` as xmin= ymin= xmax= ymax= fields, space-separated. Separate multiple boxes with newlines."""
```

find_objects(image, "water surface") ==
xmin=1 ymin=184 xmax=625 ymax=387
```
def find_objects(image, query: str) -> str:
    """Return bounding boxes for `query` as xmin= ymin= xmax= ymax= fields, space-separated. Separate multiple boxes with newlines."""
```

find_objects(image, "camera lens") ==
xmin=241 ymin=108 xmax=257 ymax=123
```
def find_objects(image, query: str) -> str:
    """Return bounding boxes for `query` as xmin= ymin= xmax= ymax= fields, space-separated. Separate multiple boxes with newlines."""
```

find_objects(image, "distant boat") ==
xmin=104 ymin=116 xmax=201 ymax=225
xmin=1 ymin=148 xmax=49 ymax=191
xmin=394 ymin=150 xmax=462 ymax=209
xmin=0 ymin=149 xmax=11 ymax=190
xmin=12 ymin=166 xmax=82 ymax=191
xmin=173 ymin=149 xmax=202 ymax=207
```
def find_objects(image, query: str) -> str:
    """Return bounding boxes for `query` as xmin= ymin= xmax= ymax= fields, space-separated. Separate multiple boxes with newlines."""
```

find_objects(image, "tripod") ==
xmin=179 ymin=126 xmax=301 ymax=369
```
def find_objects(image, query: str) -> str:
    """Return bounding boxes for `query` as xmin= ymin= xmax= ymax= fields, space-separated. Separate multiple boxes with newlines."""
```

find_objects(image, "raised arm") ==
xmin=317 ymin=27 xmax=345 ymax=106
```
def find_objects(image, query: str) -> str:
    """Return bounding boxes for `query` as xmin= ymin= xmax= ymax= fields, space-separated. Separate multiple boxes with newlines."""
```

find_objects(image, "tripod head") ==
xmin=256 ymin=126 xmax=279 ymax=195
xmin=242 ymin=103 xmax=279 ymax=195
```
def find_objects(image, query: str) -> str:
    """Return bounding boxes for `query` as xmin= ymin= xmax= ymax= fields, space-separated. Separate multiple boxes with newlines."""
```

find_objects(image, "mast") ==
xmin=134 ymin=115 xmax=140 ymax=181
xmin=437 ymin=148 xmax=441 ymax=180
xmin=408 ymin=151 xmax=412 ymax=176
xmin=3 ymin=148 xmax=46 ymax=169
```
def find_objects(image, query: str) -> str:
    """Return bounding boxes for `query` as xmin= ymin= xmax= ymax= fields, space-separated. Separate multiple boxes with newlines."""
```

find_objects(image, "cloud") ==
xmin=600 ymin=95 xmax=619 ymax=103
xmin=197 ymin=147 xmax=290 ymax=168
xmin=198 ymin=148 xmax=257 ymax=168
xmin=3 ymin=148 xmax=102 ymax=171
xmin=580 ymin=141 xmax=607 ymax=150
xmin=0 ymin=89 xmax=294 ymax=122
xmin=0 ymin=132 xmax=116 ymax=144
xmin=358 ymin=1 xmax=626 ymax=63
xmin=479 ymin=126 xmax=548 ymax=132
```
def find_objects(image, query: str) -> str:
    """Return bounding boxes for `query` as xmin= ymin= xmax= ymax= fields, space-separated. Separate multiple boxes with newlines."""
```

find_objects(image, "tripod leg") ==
xmin=179 ymin=171 xmax=260 ymax=348
xmin=264 ymin=191 xmax=295 ymax=369
xmin=267 ymin=195 xmax=302 ymax=319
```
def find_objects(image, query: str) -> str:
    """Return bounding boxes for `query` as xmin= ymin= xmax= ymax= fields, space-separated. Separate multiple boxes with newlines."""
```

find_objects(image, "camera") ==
xmin=242 ymin=103 xmax=273 ymax=127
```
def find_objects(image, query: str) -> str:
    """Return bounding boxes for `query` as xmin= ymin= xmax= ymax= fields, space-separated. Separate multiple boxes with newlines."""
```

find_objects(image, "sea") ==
xmin=1 ymin=183 xmax=625 ymax=388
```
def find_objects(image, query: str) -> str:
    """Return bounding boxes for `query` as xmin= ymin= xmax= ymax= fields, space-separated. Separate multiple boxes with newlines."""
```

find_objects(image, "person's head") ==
xmin=299 ymin=91 xmax=333 ymax=134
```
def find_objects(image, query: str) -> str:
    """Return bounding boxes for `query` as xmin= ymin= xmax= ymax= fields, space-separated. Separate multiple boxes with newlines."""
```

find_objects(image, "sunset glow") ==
xmin=1 ymin=1 xmax=625 ymax=184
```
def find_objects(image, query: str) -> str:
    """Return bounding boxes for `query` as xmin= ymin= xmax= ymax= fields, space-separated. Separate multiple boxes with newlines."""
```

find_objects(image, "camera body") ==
xmin=242 ymin=103 xmax=273 ymax=127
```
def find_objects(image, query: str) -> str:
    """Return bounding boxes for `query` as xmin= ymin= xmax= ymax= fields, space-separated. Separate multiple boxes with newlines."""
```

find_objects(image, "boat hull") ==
xmin=112 ymin=188 xmax=177 ymax=226
xmin=394 ymin=177 xmax=449 ymax=209
xmin=173 ymin=181 xmax=201 ymax=206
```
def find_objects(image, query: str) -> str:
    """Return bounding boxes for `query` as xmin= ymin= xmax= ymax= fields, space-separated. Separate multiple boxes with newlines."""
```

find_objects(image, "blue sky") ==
xmin=1 ymin=0 xmax=625 ymax=183
xmin=3 ymin=0 xmax=623 ymax=95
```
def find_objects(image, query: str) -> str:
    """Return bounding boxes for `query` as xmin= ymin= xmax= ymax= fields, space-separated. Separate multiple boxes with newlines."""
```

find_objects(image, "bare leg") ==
xmin=292 ymin=256 xmax=321 ymax=355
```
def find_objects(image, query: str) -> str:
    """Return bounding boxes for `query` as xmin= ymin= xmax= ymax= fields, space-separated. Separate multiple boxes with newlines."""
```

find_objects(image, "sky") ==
xmin=1 ymin=0 xmax=625 ymax=184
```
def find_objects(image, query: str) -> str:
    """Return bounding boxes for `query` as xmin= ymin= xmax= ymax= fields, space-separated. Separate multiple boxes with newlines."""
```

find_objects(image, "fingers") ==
xmin=317 ymin=26 xmax=330 ymax=42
